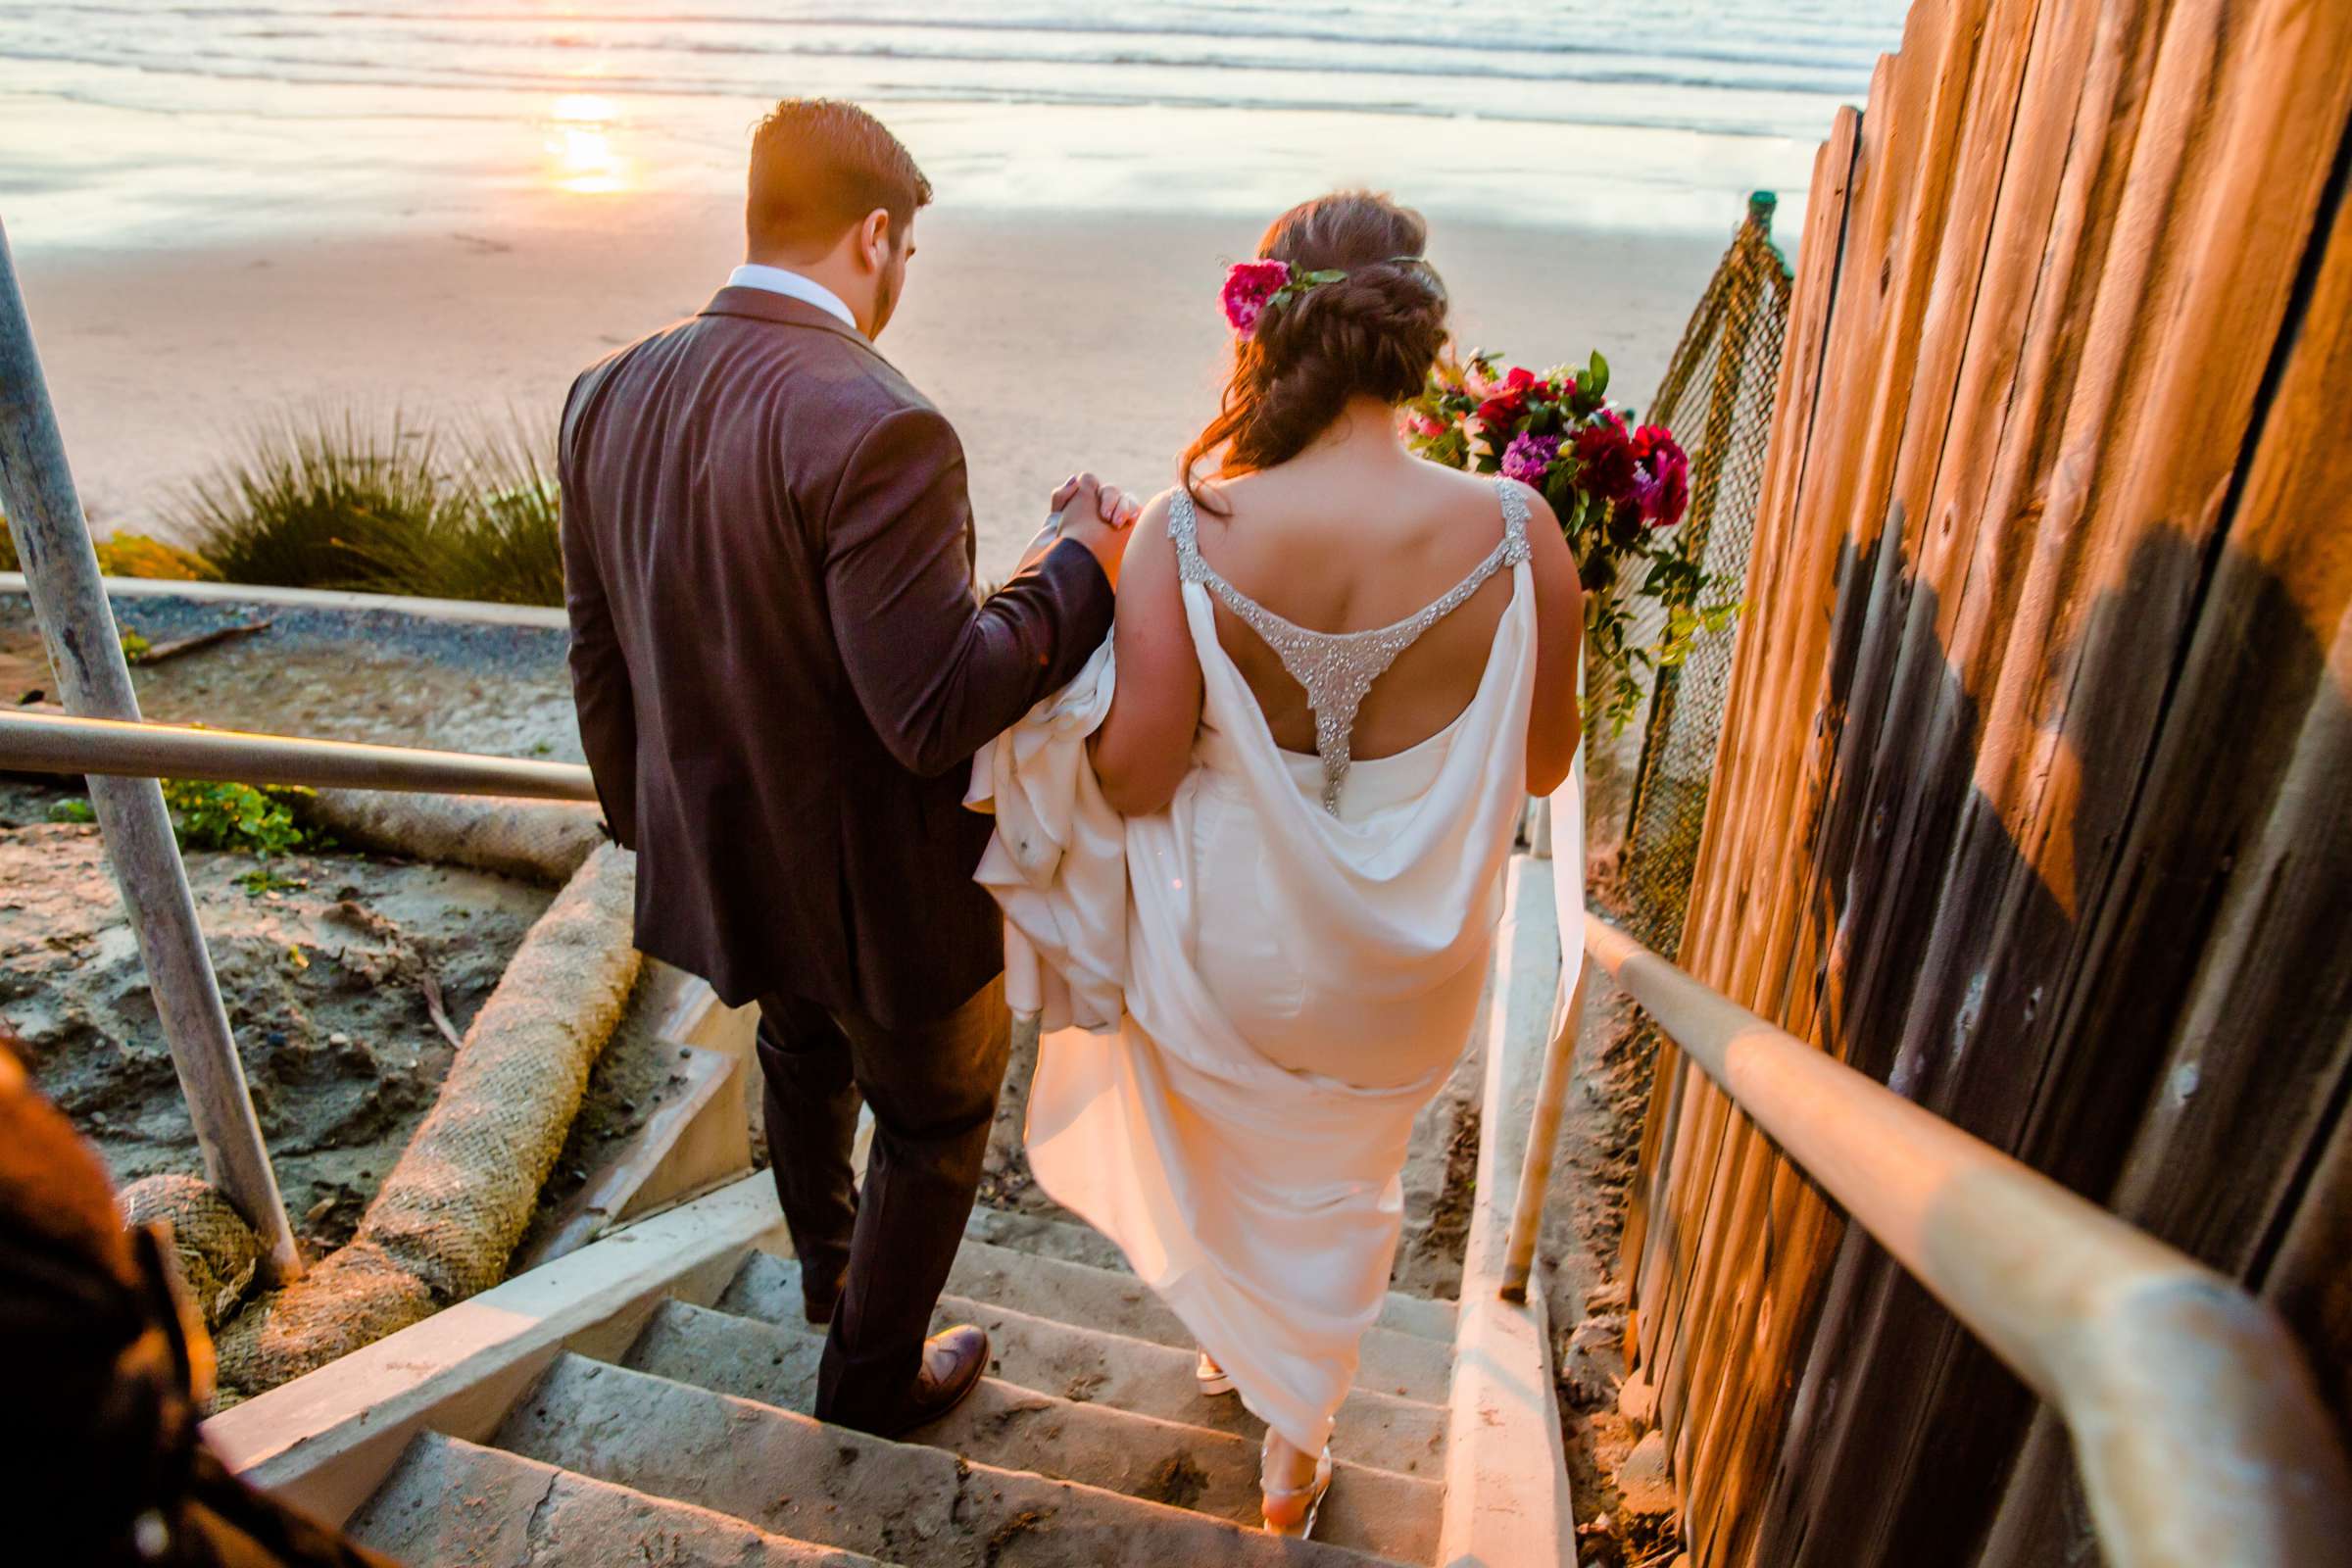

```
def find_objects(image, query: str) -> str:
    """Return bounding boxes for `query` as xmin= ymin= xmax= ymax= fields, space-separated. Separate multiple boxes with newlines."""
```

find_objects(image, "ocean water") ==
xmin=2 ymin=1 xmax=1908 ymax=244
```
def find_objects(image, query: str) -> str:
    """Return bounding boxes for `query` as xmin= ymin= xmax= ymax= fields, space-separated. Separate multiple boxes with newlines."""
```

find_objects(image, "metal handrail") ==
xmin=0 ymin=709 xmax=598 ymax=802
xmin=1583 ymin=915 xmax=2352 ymax=1568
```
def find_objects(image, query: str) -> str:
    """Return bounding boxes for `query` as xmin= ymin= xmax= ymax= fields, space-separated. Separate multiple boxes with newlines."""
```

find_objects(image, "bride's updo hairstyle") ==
xmin=1184 ymin=190 xmax=1448 ymax=510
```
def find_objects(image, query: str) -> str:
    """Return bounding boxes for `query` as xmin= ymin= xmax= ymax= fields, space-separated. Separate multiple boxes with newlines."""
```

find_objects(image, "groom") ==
xmin=559 ymin=98 xmax=1134 ymax=1436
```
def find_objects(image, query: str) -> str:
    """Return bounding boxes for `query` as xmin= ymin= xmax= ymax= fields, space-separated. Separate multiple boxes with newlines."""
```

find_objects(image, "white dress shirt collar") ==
xmin=726 ymin=264 xmax=861 ymax=334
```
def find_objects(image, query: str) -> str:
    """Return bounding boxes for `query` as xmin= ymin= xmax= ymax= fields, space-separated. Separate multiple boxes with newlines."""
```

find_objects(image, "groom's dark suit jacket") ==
xmin=559 ymin=286 xmax=1114 ymax=1026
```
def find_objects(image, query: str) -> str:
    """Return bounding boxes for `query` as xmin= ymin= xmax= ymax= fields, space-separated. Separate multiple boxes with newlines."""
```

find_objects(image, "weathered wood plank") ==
xmin=1750 ymin=0 xmax=2352 ymax=1561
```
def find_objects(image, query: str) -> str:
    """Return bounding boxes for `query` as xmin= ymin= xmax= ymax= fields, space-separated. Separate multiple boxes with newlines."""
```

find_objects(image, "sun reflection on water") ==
xmin=545 ymin=94 xmax=629 ymax=194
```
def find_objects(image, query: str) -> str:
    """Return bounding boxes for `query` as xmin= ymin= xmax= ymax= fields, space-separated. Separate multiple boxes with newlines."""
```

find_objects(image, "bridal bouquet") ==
xmin=1402 ymin=350 xmax=1739 ymax=734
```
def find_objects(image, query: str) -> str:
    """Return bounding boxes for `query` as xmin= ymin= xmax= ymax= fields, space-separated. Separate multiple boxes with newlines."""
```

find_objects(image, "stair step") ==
xmin=717 ymin=1254 xmax=1446 ymax=1479
xmin=349 ymin=1431 xmax=891 ymax=1566
xmin=728 ymin=1245 xmax=1453 ymax=1403
xmin=959 ymin=1214 xmax=1459 ymax=1344
xmin=624 ymin=1300 xmax=1442 ymax=1562
xmin=496 ymin=1353 xmax=1406 ymax=1566
xmin=963 ymin=1205 xmax=1134 ymax=1273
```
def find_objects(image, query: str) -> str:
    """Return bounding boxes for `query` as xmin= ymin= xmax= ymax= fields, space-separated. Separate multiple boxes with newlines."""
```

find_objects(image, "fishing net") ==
xmin=1614 ymin=195 xmax=1792 ymax=958
xmin=216 ymin=843 xmax=641 ymax=1396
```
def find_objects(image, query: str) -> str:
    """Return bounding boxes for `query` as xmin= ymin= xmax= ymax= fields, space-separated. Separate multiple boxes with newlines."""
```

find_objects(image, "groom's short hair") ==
xmin=748 ymin=99 xmax=933 ymax=258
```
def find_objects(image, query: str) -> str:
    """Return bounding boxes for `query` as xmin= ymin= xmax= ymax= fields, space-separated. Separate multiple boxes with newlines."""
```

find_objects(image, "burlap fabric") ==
xmin=299 ymin=791 xmax=606 ymax=887
xmin=216 ymin=844 xmax=640 ymax=1396
xmin=119 ymin=1173 xmax=261 ymax=1329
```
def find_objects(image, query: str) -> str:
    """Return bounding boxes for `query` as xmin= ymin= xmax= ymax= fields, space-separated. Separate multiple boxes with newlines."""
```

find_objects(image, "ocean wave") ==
xmin=3 ymin=32 xmax=1872 ymax=107
xmin=9 ymin=3 xmax=1893 ymax=88
xmin=5 ymin=48 xmax=1824 ymax=144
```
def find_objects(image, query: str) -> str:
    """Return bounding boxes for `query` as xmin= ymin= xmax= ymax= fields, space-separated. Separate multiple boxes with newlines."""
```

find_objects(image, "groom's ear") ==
xmin=858 ymin=208 xmax=896 ymax=272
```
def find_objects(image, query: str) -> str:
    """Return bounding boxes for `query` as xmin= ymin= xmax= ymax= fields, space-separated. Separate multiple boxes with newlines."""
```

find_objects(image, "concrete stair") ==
xmin=349 ymin=1433 xmax=888 ymax=1567
xmin=346 ymin=1206 xmax=1455 ymax=1565
xmin=220 ymin=855 xmax=1575 ymax=1567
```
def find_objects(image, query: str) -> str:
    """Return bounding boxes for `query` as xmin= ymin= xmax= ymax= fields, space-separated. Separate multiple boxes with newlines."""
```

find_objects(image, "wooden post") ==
xmin=0 ymin=221 xmax=302 ymax=1284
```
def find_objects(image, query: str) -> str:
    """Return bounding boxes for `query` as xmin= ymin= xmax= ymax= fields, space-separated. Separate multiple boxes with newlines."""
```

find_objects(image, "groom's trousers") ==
xmin=753 ymin=974 xmax=1011 ymax=1433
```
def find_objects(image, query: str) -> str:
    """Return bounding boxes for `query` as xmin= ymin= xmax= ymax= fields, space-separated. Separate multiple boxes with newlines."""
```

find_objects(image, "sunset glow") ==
xmin=545 ymin=94 xmax=628 ymax=194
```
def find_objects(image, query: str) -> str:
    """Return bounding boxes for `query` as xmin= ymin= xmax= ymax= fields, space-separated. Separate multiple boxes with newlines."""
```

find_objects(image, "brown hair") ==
xmin=747 ymin=98 xmax=933 ymax=259
xmin=1182 ymin=191 xmax=1448 ymax=510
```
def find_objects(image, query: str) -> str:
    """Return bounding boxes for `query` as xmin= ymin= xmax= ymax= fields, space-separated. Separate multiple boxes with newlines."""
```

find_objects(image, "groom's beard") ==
xmin=870 ymin=263 xmax=903 ymax=338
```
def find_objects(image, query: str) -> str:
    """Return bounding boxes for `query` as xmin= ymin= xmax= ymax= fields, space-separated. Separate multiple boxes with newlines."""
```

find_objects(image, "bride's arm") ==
xmin=1089 ymin=493 xmax=1203 ymax=816
xmin=1519 ymin=480 xmax=1586 ymax=797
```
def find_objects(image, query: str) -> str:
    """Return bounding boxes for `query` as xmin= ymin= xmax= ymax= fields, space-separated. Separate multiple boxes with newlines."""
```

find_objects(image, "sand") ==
xmin=12 ymin=199 xmax=1725 ymax=579
xmin=0 ymin=778 xmax=552 ymax=1254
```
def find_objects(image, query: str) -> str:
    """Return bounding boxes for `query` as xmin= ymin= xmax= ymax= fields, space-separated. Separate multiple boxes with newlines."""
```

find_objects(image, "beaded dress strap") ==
xmin=1170 ymin=479 xmax=1531 ymax=814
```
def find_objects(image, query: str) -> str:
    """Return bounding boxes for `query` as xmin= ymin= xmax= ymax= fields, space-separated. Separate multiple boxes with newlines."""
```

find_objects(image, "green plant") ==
xmin=119 ymin=627 xmax=151 ymax=661
xmin=404 ymin=415 xmax=565 ymax=606
xmin=44 ymin=784 xmax=325 ymax=883
xmin=161 ymin=779 xmax=317 ymax=858
xmin=172 ymin=412 xmax=456 ymax=591
xmin=171 ymin=409 xmax=564 ymax=606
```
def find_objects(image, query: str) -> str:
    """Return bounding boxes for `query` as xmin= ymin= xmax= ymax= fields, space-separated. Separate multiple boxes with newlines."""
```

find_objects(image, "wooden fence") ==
xmin=1620 ymin=0 xmax=2352 ymax=1561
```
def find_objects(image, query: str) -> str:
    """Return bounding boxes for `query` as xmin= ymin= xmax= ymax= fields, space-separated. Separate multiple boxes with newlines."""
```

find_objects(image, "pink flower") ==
xmin=1222 ymin=259 xmax=1291 ymax=338
xmin=1627 ymin=425 xmax=1690 ymax=527
xmin=1402 ymin=409 xmax=1446 ymax=439
xmin=1500 ymin=431 xmax=1561 ymax=485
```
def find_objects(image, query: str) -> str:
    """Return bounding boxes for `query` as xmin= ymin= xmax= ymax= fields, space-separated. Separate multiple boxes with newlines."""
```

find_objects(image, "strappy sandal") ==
xmin=1260 ymin=1434 xmax=1335 ymax=1540
xmin=1195 ymin=1350 xmax=1236 ymax=1396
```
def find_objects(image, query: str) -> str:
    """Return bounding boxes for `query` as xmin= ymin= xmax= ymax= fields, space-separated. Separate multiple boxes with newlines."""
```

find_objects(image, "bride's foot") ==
xmin=1259 ymin=1432 xmax=1334 ymax=1538
xmin=1195 ymin=1350 xmax=1235 ymax=1396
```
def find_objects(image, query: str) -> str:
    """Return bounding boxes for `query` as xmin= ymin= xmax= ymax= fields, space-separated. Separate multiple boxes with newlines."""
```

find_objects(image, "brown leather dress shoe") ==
xmin=876 ymin=1324 xmax=990 ymax=1438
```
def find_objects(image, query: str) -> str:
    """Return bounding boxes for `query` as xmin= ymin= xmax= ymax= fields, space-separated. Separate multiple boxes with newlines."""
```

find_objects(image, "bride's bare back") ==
xmin=1092 ymin=398 xmax=1584 ymax=817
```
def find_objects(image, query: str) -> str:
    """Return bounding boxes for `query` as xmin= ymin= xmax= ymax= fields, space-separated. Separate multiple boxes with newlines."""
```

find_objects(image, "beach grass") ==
xmin=166 ymin=410 xmax=565 ymax=607
xmin=2 ymin=411 xmax=564 ymax=604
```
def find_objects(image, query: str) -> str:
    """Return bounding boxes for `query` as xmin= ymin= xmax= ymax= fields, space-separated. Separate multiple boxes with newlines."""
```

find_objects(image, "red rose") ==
xmin=1572 ymin=412 xmax=1637 ymax=504
xmin=1475 ymin=367 xmax=1543 ymax=433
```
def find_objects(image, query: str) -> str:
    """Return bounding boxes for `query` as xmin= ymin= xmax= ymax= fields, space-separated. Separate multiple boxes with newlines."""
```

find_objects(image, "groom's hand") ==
xmin=1052 ymin=472 xmax=1141 ymax=587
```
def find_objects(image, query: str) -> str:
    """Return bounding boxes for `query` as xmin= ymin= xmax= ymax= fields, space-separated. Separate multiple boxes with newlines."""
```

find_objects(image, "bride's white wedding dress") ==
xmin=968 ymin=479 xmax=1539 ymax=1460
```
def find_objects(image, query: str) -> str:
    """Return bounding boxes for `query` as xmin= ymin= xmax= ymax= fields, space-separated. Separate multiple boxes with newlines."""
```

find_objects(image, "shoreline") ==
xmin=15 ymin=202 xmax=1728 ymax=578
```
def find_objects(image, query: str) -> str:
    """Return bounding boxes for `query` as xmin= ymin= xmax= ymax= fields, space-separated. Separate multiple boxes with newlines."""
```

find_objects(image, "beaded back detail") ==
xmin=1171 ymin=478 xmax=1532 ymax=814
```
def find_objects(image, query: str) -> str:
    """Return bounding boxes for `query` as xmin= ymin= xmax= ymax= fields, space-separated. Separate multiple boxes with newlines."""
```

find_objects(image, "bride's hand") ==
xmin=1048 ymin=472 xmax=1143 ymax=585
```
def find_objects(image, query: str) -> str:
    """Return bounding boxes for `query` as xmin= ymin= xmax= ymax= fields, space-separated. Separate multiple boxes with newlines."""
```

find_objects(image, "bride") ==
xmin=972 ymin=189 xmax=1583 ymax=1539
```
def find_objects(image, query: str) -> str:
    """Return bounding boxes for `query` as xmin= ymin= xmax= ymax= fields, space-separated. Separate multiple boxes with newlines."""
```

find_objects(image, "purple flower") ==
xmin=1500 ymin=430 xmax=1561 ymax=485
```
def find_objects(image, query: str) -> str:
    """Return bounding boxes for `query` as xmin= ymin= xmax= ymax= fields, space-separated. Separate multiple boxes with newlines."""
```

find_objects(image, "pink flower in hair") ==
xmin=1222 ymin=259 xmax=1292 ymax=338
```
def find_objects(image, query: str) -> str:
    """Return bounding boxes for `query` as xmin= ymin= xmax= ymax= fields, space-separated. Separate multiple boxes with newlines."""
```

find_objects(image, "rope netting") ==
xmin=1615 ymin=194 xmax=1793 ymax=958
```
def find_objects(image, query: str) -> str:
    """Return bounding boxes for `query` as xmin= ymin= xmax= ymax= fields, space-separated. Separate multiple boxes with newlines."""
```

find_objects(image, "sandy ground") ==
xmin=0 ymin=777 xmax=550 ymax=1254
xmin=0 ymin=593 xmax=723 ymax=1269
xmin=12 ymin=201 xmax=1724 ymax=580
